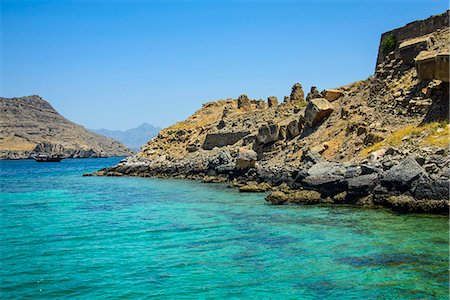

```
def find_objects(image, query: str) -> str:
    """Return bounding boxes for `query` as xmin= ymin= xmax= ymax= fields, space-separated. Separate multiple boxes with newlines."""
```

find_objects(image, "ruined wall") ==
xmin=376 ymin=10 xmax=449 ymax=68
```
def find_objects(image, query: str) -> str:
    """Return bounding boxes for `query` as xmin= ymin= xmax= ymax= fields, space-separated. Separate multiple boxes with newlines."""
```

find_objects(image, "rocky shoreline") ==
xmin=87 ymin=145 xmax=449 ymax=214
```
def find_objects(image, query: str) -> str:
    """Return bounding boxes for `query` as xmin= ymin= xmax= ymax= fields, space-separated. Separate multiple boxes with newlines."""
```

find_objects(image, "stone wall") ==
xmin=376 ymin=10 xmax=449 ymax=67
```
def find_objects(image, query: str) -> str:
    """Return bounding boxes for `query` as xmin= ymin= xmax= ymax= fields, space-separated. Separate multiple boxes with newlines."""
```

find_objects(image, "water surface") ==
xmin=1 ymin=158 xmax=448 ymax=299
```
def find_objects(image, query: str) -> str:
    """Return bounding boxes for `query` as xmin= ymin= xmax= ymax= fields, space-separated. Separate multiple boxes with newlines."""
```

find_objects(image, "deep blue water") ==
xmin=1 ymin=158 xmax=449 ymax=299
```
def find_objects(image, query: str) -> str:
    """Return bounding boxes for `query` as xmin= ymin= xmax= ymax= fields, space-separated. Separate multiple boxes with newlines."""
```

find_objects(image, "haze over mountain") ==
xmin=91 ymin=123 xmax=161 ymax=152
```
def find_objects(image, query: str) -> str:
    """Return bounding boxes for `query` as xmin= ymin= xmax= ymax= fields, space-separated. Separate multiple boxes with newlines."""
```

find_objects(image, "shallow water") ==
xmin=1 ymin=158 xmax=448 ymax=299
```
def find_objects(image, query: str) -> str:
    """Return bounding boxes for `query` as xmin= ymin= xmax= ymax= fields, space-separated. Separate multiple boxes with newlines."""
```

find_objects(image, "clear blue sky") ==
xmin=1 ymin=0 xmax=448 ymax=130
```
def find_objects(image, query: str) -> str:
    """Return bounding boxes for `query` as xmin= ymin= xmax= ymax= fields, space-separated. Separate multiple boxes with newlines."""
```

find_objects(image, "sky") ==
xmin=1 ymin=0 xmax=448 ymax=130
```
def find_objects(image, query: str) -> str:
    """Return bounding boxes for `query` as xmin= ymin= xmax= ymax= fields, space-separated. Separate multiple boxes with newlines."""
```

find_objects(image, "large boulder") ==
xmin=257 ymin=123 xmax=279 ymax=144
xmin=323 ymin=89 xmax=344 ymax=102
xmin=304 ymin=98 xmax=334 ymax=126
xmin=415 ymin=51 xmax=449 ymax=82
xmin=268 ymin=96 xmax=278 ymax=108
xmin=347 ymin=173 xmax=379 ymax=197
xmin=302 ymin=162 xmax=347 ymax=196
xmin=286 ymin=119 xmax=303 ymax=139
xmin=380 ymin=157 xmax=424 ymax=191
xmin=235 ymin=147 xmax=258 ymax=170
xmin=411 ymin=175 xmax=450 ymax=200
xmin=237 ymin=94 xmax=251 ymax=109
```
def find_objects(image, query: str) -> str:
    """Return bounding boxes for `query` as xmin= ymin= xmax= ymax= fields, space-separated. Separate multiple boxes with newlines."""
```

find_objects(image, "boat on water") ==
xmin=33 ymin=154 xmax=63 ymax=162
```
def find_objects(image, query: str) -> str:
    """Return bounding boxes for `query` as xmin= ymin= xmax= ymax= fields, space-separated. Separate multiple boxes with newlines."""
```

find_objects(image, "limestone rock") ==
xmin=239 ymin=181 xmax=271 ymax=192
xmin=304 ymin=98 xmax=334 ymax=126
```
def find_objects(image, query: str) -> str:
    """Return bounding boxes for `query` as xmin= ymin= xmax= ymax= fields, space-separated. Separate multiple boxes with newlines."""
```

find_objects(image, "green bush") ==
xmin=381 ymin=34 xmax=397 ymax=56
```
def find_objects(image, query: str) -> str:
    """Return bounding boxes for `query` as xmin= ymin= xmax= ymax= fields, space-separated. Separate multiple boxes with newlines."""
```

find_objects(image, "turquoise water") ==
xmin=0 ymin=158 xmax=448 ymax=299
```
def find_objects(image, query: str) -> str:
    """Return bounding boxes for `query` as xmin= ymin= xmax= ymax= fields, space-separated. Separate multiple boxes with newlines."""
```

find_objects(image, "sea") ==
xmin=1 ymin=158 xmax=449 ymax=299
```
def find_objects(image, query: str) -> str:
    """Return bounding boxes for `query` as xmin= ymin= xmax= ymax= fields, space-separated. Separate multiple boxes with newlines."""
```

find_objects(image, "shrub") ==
xmin=381 ymin=34 xmax=397 ymax=56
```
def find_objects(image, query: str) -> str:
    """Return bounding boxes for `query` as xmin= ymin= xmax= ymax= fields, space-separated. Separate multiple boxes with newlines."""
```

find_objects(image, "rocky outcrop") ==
xmin=237 ymin=94 xmax=251 ymax=110
xmin=268 ymin=96 xmax=278 ymax=108
xmin=0 ymin=95 xmax=131 ymax=159
xmin=235 ymin=148 xmax=257 ymax=170
xmin=289 ymin=83 xmax=305 ymax=104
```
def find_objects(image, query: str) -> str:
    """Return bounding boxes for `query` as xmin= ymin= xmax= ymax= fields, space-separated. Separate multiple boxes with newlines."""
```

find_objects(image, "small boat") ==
xmin=34 ymin=154 xmax=63 ymax=162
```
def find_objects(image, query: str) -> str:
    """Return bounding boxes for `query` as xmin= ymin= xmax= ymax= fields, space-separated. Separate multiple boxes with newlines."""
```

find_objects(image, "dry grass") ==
xmin=0 ymin=136 xmax=36 ymax=151
xmin=360 ymin=121 xmax=449 ymax=157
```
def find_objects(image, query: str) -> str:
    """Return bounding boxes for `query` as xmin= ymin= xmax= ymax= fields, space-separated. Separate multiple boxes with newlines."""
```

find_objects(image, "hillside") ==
xmin=93 ymin=11 xmax=449 ymax=213
xmin=0 ymin=95 xmax=132 ymax=159
xmin=91 ymin=123 xmax=161 ymax=152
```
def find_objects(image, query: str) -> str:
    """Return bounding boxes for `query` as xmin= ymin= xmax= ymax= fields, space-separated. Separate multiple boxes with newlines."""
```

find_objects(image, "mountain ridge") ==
xmin=0 ymin=95 xmax=132 ymax=159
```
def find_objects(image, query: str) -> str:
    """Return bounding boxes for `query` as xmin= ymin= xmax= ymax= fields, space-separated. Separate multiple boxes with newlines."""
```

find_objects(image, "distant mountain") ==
xmin=0 ymin=95 xmax=132 ymax=159
xmin=91 ymin=123 xmax=161 ymax=152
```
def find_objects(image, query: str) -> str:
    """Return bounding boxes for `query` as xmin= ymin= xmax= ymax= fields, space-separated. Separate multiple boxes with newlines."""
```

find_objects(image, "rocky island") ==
xmin=0 ymin=95 xmax=132 ymax=159
xmin=91 ymin=11 xmax=449 ymax=214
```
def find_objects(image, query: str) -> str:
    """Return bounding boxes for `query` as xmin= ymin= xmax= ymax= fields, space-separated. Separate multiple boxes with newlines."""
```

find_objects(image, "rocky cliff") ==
xmin=0 ymin=95 xmax=132 ymax=159
xmin=91 ymin=12 xmax=449 ymax=214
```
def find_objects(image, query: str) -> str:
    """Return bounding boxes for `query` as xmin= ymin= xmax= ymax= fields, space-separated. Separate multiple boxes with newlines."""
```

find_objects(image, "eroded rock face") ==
xmin=268 ymin=96 xmax=278 ymax=108
xmin=304 ymin=98 xmax=334 ymax=126
xmin=396 ymin=36 xmax=431 ymax=65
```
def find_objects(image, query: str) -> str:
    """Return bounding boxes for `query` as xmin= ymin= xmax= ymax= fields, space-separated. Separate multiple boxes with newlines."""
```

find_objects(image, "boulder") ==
xmin=411 ymin=175 xmax=450 ymax=200
xmin=235 ymin=147 xmax=258 ymax=170
xmin=286 ymin=119 xmax=303 ymax=139
xmin=347 ymin=173 xmax=379 ymax=197
xmin=237 ymin=94 xmax=251 ymax=109
xmin=302 ymin=162 xmax=347 ymax=196
xmin=380 ymin=157 xmax=424 ymax=191
xmin=304 ymin=98 xmax=334 ymax=126
xmin=268 ymin=96 xmax=278 ymax=108
xmin=257 ymin=123 xmax=279 ymax=144
xmin=323 ymin=89 xmax=344 ymax=102
xmin=415 ymin=51 xmax=449 ymax=82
